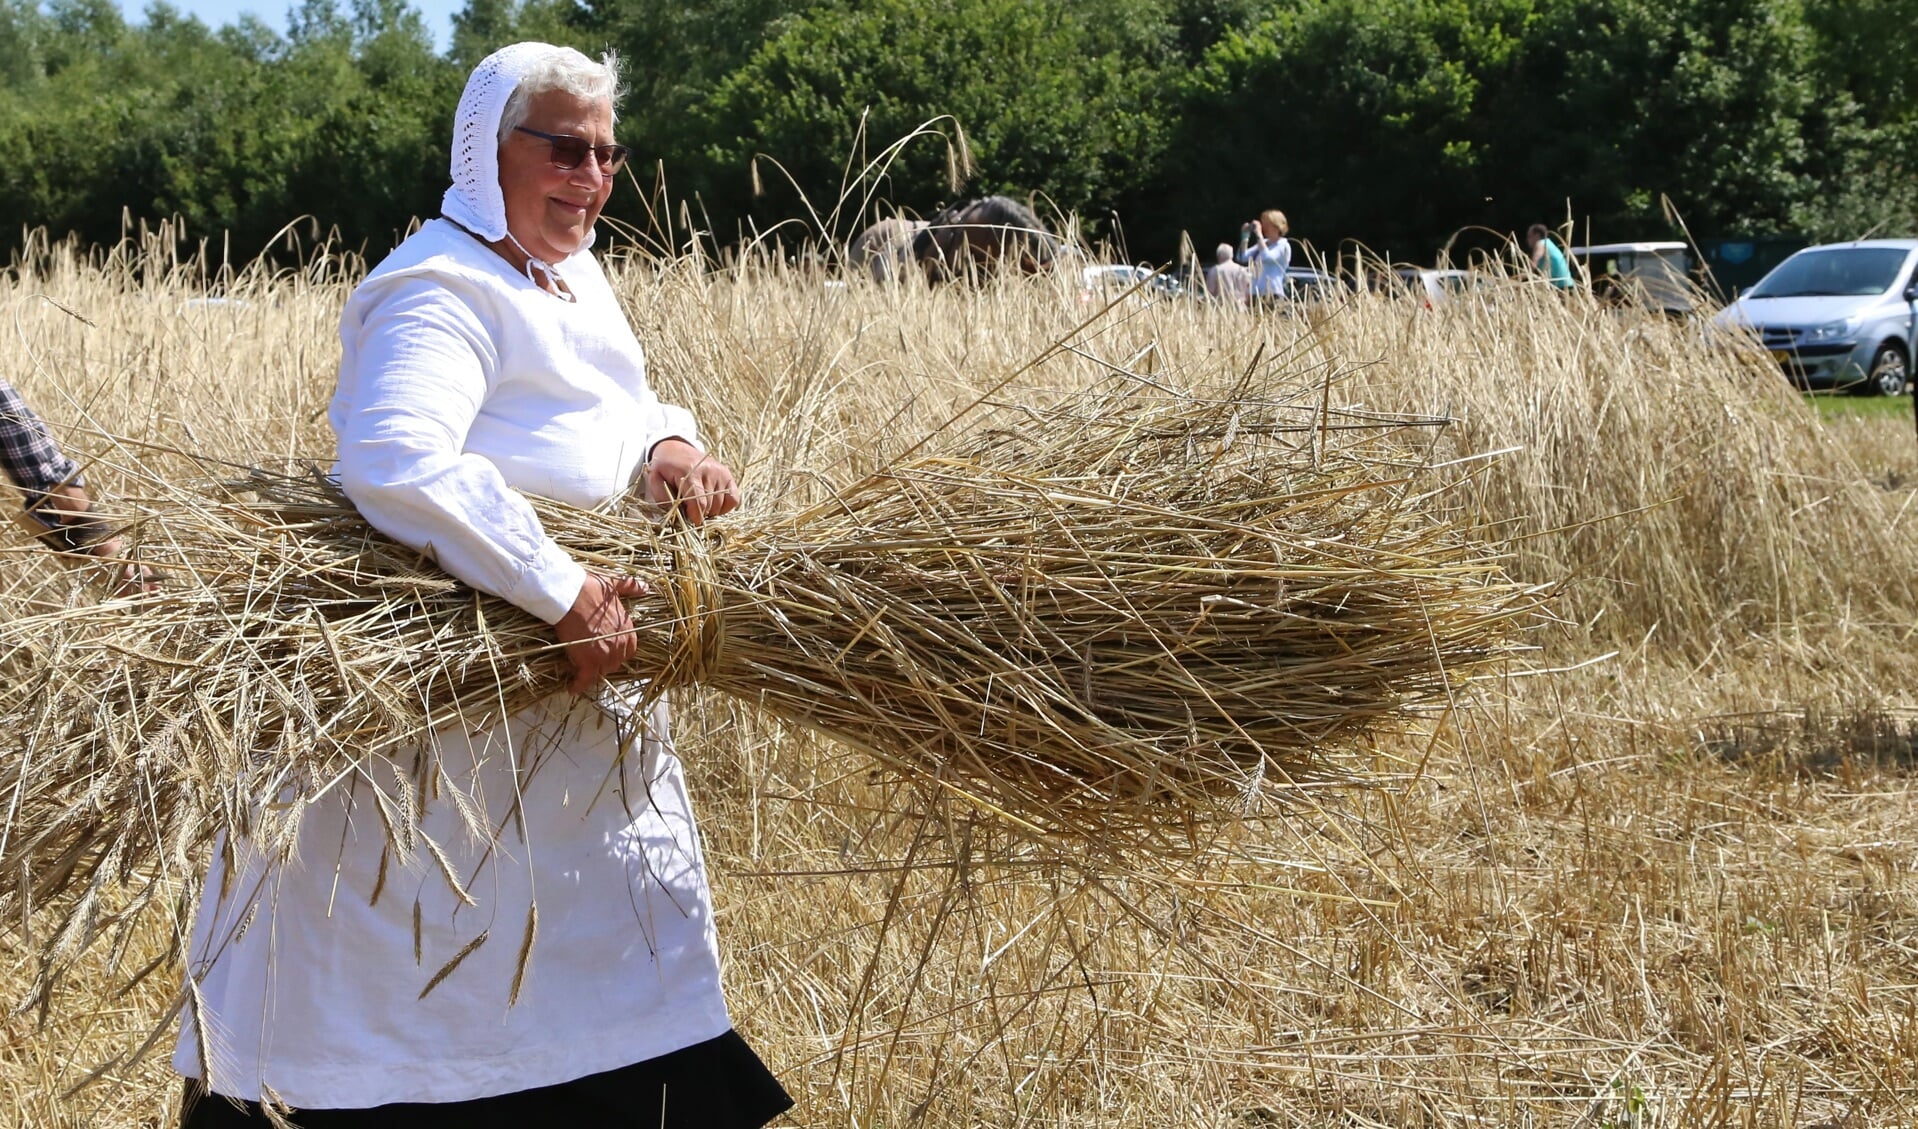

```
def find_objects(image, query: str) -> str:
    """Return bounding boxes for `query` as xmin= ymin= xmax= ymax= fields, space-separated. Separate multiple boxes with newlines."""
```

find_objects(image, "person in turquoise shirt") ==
xmin=1525 ymin=224 xmax=1575 ymax=289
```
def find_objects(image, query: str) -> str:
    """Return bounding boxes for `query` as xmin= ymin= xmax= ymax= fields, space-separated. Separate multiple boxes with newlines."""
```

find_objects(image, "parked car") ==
xmin=1079 ymin=264 xmax=1185 ymax=303
xmin=1283 ymin=266 xmax=1350 ymax=303
xmin=1570 ymin=242 xmax=1695 ymax=314
xmin=1710 ymin=239 xmax=1918 ymax=395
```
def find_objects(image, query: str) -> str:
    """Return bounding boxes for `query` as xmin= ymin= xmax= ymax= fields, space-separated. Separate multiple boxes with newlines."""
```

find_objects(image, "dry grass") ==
xmin=3 ymin=223 xmax=1918 ymax=1127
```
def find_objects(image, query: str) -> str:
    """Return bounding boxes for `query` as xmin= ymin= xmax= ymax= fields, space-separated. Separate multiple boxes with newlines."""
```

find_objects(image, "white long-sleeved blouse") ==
xmin=1237 ymin=236 xmax=1292 ymax=298
xmin=332 ymin=220 xmax=700 ymax=622
xmin=173 ymin=219 xmax=733 ymax=1108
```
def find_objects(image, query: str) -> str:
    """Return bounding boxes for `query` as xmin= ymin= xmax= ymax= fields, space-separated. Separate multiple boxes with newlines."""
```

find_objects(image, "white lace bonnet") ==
xmin=440 ymin=42 xmax=596 ymax=250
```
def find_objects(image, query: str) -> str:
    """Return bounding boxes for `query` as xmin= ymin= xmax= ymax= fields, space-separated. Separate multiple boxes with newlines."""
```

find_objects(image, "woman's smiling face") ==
xmin=497 ymin=89 xmax=616 ymax=266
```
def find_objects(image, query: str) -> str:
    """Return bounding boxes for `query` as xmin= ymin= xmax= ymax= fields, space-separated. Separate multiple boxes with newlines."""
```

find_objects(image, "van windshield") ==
xmin=1747 ymin=248 xmax=1909 ymax=298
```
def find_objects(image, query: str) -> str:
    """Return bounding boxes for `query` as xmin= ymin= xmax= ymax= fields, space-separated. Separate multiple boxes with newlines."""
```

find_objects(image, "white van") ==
xmin=1570 ymin=242 xmax=1694 ymax=314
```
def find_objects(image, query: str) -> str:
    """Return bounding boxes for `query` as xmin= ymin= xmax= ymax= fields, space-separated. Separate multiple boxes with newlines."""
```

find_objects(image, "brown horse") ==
xmin=910 ymin=196 xmax=1058 ymax=282
xmin=847 ymin=216 xmax=928 ymax=282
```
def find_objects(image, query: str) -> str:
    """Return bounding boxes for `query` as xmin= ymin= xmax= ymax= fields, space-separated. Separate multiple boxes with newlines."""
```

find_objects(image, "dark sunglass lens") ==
xmin=599 ymin=145 xmax=631 ymax=173
xmin=548 ymin=137 xmax=590 ymax=170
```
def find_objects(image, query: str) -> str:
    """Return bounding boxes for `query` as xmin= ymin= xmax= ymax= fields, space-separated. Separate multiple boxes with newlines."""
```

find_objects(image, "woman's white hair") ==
xmin=497 ymin=48 xmax=623 ymax=142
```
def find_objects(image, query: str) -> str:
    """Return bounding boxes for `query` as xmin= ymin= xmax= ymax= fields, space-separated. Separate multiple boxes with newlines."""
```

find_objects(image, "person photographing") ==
xmin=1236 ymin=209 xmax=1293 ymax=304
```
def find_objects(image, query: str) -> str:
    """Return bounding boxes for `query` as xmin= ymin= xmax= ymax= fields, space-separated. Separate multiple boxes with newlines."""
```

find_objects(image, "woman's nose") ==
xmin=568 ymin=155 xmax=610 ymax=187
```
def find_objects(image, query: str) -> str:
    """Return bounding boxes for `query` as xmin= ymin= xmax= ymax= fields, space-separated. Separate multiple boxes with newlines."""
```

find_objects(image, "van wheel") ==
xmin=1862 ymin=343 xmax=1909 ymax=396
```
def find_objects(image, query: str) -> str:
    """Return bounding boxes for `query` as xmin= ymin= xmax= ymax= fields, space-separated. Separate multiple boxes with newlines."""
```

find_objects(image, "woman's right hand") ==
xmin=555 ymin=572 xmax=649 ymax=693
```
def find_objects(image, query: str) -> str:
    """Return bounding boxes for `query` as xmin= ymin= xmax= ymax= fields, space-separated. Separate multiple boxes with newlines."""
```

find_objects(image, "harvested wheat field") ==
xmin=4 ymin=224 xmax=1918 ymax=1128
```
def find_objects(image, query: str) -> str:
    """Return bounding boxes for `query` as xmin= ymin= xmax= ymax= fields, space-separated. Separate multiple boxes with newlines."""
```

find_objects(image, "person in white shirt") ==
xmin=175 ymin=42 xmax=791 ymax=1129
xmin=1236 ymin=208 xmax=1293 ymax=302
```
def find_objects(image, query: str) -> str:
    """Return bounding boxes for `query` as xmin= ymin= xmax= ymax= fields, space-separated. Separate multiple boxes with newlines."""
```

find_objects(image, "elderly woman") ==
xmin=1236 ymin=208 xmax=1292 ymax=302
xmin=174 ymin=43 xmax=791 ymax=1129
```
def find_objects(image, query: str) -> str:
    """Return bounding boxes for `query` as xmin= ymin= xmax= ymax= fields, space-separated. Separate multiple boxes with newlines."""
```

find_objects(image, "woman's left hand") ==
xmin=643 ymin=438 xmax=740 ymax=526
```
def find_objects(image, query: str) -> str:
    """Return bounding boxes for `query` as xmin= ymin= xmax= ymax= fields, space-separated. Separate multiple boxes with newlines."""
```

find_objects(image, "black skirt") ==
xmin=180 ymin=1028 xmax=793 ymax=1129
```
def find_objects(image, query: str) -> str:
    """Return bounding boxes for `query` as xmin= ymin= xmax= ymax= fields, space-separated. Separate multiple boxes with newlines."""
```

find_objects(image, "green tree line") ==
xmin=2 ymin=0 xmax=1913 ymax=264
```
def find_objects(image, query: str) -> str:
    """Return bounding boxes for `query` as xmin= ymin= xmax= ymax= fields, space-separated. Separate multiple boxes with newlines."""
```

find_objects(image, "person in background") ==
xmin=1 ymin=375 xmax=151 ymax=592
xmin=1525 ymin=223 xmax=1575 ymax=290
xmin=1203 ymin=242 xmax=1251 ymax=309
xmin=1237 ymin=209 xmax=1292 ymax=303
xmin=174 ymin=42 xmax=790 ymax=1129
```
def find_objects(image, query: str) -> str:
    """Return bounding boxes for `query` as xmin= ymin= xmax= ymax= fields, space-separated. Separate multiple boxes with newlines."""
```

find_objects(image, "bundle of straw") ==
xmin=0 ymin=384 xmax=1540 ymax=999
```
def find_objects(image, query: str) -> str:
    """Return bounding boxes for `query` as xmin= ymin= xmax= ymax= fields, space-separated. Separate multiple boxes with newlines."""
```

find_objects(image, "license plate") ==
xmin=1769 ymin=349 xmax=1790 ymax=362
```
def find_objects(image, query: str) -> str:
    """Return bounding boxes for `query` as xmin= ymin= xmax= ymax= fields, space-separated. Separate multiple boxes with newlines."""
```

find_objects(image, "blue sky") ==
xmin=117 ymin=0 xmax=463 ymax=50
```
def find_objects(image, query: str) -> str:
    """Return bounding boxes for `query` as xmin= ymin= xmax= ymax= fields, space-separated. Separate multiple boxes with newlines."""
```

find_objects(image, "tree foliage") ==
xmin=0 ymin=0 xmax=1913 ymax=263
xmin=0 ymin=0 xmax=460 ymax=258
xmin=681 ymin=0 xmax=1179 ymax=242
xmin=1139 ymin=0 xmax=1526 ymax=257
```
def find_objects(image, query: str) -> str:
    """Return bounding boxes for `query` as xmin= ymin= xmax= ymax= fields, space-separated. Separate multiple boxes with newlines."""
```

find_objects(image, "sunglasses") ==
xmin=512 ymin=126 xmax=631 ymax=174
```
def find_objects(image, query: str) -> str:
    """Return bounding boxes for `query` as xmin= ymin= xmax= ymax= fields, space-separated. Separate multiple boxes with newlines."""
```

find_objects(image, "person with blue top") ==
xmin=1525 ymin=223 xmax=1575 ymax=290
xmin=1237 ymin=209 xmax=1292 ymax=303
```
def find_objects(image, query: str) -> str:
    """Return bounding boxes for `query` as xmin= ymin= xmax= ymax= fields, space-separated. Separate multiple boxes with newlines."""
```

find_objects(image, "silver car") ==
xmin=1711 ymin=239 xmax=1918 ymax=395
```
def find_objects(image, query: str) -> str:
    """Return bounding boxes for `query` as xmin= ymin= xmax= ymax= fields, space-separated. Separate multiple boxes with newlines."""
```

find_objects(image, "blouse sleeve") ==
xmin=1238 ymin=239 xmax=1289 ymax=270
xmin=333 ymin=277 xmax=586 ymax=625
